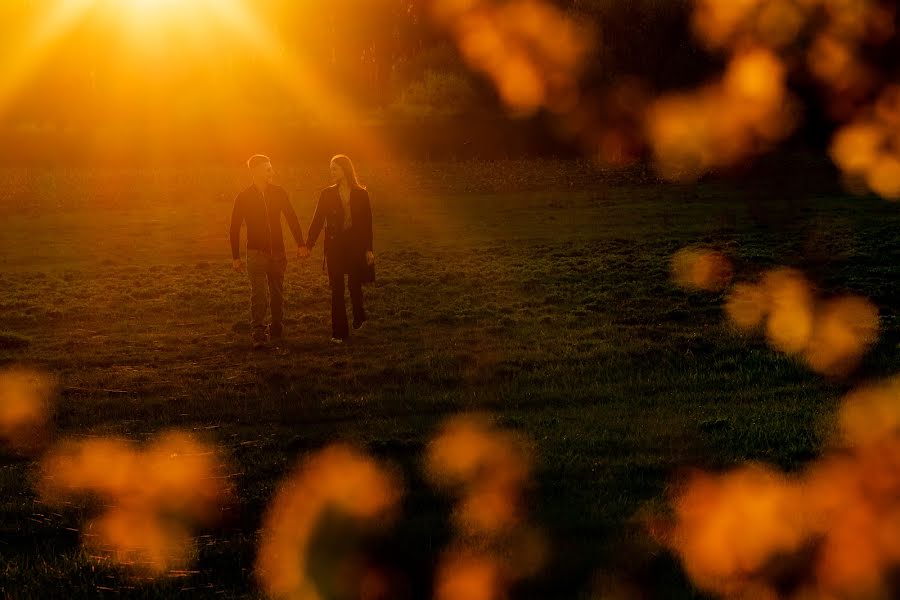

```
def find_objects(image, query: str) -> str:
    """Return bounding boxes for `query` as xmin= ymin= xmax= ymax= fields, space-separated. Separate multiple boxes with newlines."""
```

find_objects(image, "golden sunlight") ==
xmin=0 ymin=0 xmax=230 ymax=122
xmin=104 ymin=0 xmax=208 ymax=22
xmin=98 ymin=0 xmax=227 ymax=43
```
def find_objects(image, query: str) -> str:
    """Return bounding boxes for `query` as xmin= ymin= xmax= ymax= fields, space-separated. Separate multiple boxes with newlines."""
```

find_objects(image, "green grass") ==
xmin=1 ymin=159 xmax=899 ymax=598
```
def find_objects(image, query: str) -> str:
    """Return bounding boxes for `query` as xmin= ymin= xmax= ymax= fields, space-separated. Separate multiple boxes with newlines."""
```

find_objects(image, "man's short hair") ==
xmin=247 ymin=154 xmax=271 ymax=170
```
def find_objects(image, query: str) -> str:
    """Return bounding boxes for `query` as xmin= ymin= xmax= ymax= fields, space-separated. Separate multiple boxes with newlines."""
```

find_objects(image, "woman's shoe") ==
xmin=330 ymin=337 xmax=346 ymax=344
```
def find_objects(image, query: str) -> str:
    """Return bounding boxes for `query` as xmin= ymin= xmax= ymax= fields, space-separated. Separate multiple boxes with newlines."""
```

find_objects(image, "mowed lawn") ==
xmin=1 ymin=159 xmax=899 ymax=598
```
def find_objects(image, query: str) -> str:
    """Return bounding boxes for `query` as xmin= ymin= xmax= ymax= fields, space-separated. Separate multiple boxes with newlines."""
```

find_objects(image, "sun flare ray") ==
xmin=0 ymin=0 xmax=96 ymax=118
xmin=200 ymin=0 xmax=393 ymax=161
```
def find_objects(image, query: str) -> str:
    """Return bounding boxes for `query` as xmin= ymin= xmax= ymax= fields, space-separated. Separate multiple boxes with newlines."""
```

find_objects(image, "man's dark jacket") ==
xmin=230 ymin=184 xmax=303 ymax=260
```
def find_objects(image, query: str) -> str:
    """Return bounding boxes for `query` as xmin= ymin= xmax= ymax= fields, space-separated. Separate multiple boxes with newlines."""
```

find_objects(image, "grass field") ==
xmin=2 ymin=157 xmax=899 ymax=598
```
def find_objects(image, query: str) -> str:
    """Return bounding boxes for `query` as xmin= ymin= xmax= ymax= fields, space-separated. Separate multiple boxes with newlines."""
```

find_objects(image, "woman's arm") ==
xmin=229 ymin=193 xmax=244 ymax=260
xmin=362 ymin=190 xmax=373 ymax=252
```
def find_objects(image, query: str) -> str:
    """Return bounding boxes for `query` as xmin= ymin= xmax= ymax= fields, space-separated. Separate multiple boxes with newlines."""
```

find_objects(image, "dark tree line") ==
xmin=0 ymin=0 xmax=710 ymax=128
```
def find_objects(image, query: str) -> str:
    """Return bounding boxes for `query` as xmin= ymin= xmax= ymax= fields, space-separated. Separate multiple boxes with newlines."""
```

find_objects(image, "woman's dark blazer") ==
xmin=306 ymin=185 xmax=374 ymax=283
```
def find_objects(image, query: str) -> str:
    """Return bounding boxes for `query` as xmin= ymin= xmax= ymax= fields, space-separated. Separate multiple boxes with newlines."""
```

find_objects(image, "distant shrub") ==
xmin=391 ymin=70 xmax=478 ymax=117
xmin=393 ymin=43 xmax=466 ymax=83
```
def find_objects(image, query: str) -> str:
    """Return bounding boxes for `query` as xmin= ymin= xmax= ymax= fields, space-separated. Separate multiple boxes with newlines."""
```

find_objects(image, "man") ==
xmin=230 ymin=155 xmax=310 ymax=348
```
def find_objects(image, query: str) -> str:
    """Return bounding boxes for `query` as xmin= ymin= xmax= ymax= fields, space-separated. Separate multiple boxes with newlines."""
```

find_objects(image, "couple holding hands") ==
xmin=230 ymin=154 xmax=375 ymax=348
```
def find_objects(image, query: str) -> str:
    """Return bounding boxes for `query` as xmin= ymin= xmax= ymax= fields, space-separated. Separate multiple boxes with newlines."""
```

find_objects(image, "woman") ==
xmin=305 ymin=155 xmax=375 ymax=342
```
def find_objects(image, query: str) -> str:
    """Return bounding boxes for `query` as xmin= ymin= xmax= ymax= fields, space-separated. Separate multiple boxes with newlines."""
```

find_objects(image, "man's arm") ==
xmin=281 ymin=190 xmax=305 ymax=246
xmin=229 ymin=193 xmax=245 ymax=271
xmin=305 ymin=190 xmax=327 ymax=250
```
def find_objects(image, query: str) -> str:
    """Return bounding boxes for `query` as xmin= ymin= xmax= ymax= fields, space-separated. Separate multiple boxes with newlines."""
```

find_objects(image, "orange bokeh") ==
xmin=754 ymin=0 xmax=807 ymax=47
xmin=435 ymin=551 xmax=502 ymax=600
xmin=807 ymin=33 xmax=873 ymax=98
xmin=692 ymin=0 xmax=889 ymax=54
xmin=830 ymin=119 xmax=886 ymax=176
xmin=0 ymin=366 xmax=55 ymax=453
xmin=804 ymin=445 xmax=900 ymax=597
xmin=256 ymin=444 xmax=402 ymax=600
xmin=426 ymin=414 xmax=544 ymax=600
xmin=805 ymin=295 xmax=879 ymax=376
xmin=671 ymin=248 xmax=733 ymax=292
xmin=426 ymin=414 xmax=532 ymax=535
xmin=663 ymin=374 xmax=900 ymax=598
xmin=762 ymin=268 xmax=816 ymax=355
xmin=837 ymin=375 xmax=900 ymax=447
xmin=38 ymin=430 xmax=230 ymax=575
xmin=685 ymin=0 xmax=900 ymax=195
xmin=724 ymin=282 xmax=769 ymax=331
xmin=692 ymin=0 xmax=765 ymax=50
xmin=647 ymin=47 xmax=796 ymax=181
xmin=85 ymin=506 xmax=194 ymax=574
xmin=707 ymin=262 xmax=880 ymax=376
xmin=670 ymin=464 xmax=806 ymax=594
xmin=431 ymin=0 xmax=594 ymax=116
xmin=830 ymin=85 xmax=900 ymax=200
xmin=867 ymin=154 xmax=900 ymax=199
xmin=669 ymin=0 xmax=900 ymax=184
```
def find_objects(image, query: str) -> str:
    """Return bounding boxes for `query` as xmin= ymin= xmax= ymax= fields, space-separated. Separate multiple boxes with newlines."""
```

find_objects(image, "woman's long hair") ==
xmin=331 ymin=154 xmax=365 ymax=189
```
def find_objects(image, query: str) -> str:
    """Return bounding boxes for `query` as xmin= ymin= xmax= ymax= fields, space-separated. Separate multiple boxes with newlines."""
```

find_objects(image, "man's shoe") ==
xmin=330 ymin=337 xmax=347 ymax=344
xmin=252 ymin=339 xmax=268 ymax=350
xmin=352 ymin=318 xmax=367 ymax=331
